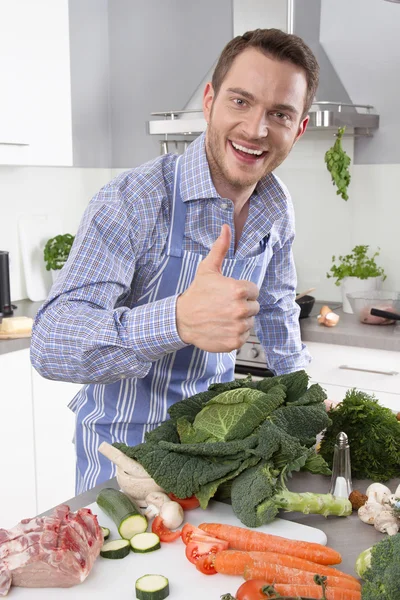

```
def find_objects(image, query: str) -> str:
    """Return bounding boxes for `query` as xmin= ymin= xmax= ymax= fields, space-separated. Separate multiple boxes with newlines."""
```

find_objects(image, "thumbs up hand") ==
xmin=176 ymin=225 xmax=260 ymax=352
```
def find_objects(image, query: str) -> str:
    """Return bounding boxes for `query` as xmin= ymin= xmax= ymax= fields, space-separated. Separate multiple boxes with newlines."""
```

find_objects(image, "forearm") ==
xmin=31 ymin=295 xmax=186 ymax=384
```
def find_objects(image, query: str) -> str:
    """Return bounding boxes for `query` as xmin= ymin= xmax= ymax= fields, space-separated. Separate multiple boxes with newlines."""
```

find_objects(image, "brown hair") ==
xmin=211 ymin=29 xmax=320 ymax=118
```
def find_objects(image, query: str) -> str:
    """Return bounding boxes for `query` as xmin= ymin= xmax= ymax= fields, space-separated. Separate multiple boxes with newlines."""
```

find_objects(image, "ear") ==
xmin=203 ymin=82 xmax=215 ymax=124
xmin=295 ymin=115 xmax=309 ymax=142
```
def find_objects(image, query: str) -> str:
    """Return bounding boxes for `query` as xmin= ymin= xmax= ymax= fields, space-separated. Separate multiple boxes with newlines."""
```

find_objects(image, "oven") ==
xmin=234 ymin=329 xmax=274 ymax=381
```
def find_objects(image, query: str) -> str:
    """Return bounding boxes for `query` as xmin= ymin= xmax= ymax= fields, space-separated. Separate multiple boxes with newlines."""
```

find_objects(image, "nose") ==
xmin=241 ymin=109 xmax=268 ymax=139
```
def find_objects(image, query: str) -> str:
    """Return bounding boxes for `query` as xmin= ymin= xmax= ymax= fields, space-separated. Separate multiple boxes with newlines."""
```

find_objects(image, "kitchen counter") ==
xmin=301 ymin=300 xmax=400 ymax=352
xmin=43 ymin=473 xmax=400 ymax=579
xmin=2 ymin=298 xmax=400 ymax=357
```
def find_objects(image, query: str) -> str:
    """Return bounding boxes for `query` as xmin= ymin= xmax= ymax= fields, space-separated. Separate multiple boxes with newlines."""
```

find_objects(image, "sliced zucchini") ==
xmin=101 ymin=526 xmax=110 ymax=540
xmin=130 ymin=532 xmax=160 ymax=553
xmin=135 ymin=574 xmax=169 ymax=600
xmin=97 ymin=488 xmax=147 ymax=539
xmin=100 ymin=539 xmax=130 ymax=559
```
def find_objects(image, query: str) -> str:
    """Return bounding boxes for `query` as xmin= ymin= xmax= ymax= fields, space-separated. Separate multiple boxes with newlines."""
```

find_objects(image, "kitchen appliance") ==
xmin=0 ymin=251 xmax=13 ymax=316
xmin=148 ymin=0 xmax=379 ymax=140
xmin=235 ymin=328 xmax=274 ymax=378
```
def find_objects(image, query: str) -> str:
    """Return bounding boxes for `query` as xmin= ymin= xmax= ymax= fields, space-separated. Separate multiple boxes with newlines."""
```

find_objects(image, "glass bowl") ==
xmin=346 ymin=290 xmax=400 ymax=325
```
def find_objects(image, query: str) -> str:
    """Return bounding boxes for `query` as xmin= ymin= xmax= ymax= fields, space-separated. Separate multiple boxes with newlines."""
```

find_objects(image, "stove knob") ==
xmin=250 ymin=347 xmax=259 ymax=359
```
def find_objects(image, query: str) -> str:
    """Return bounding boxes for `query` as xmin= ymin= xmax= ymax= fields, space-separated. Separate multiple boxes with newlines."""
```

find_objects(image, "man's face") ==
xmin=203 ymin=48 xmax=309 ymax=191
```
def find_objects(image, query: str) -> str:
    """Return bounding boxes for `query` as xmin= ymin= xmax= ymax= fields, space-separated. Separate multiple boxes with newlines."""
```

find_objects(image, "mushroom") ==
xmin=366 ymin=483 xmax=392 ymax=505
xmin=143 ymin=491 xmax=184 ymax=530
xmin=373 ymin=510 xmax=400 ymax=536
xmin=358 ymin=502 xmax=384 ymax=525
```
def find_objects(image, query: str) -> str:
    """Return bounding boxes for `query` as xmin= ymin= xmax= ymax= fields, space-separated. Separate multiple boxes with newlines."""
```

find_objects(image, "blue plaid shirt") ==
xmin=31 ymin=133 xmax=310 ymax=381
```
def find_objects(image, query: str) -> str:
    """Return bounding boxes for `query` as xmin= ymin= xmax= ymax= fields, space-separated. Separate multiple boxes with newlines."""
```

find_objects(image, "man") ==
xmin=31 ymin=28 xmax=320 ymax=494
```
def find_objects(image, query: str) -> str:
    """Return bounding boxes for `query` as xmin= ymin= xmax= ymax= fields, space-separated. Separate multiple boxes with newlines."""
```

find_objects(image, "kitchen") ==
xmin=1 ymin=0 xmax=400 ymax=597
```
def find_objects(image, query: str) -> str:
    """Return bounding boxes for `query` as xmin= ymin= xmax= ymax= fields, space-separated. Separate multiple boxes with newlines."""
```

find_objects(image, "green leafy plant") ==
xmin=43 ymin=233 xmax=75 ymax=271
xmin=326 ymin=244 xmax=386 ymax=286
xmin=113 ymin=371 xmax=353 ymax=528
xmin=325 ymin=126 xmax=351 ymax=200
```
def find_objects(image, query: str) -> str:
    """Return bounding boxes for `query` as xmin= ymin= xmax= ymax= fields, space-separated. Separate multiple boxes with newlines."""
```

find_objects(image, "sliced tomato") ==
xmin=185 ymin=539 xmax=227 ymax=565
xmin=167 ymin=493 xmax=200 ymax=510
xmin=181 ymin=523 xmax=228 ymax=547
xmin=151 ymin=515 xmax=181 ymax=542
xmin=195 ymin=553 xmax=217 ymax=575
xmin=236 ymin=580 xmax=271 ymax=600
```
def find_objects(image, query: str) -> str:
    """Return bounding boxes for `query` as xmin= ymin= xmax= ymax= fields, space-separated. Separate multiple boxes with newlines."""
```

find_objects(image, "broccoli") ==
xmin=356 ymin=534 xmax=400 ymax=600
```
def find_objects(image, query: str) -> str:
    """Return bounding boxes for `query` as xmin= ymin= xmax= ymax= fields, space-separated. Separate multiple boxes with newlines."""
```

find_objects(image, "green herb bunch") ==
xmin=319 ymin=389 xmax=400 ymax=481
xmin=327 ymin=245 xmax=386 ymax=286
xmin=43 ymin=233 xmax=75 ymax=271
xmin=325 ymin=126 xmax=351 ymax=201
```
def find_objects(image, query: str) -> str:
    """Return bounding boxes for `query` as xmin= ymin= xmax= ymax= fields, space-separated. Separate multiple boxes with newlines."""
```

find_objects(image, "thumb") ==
xmin=202 ymin=224 xmax=231 ymax=273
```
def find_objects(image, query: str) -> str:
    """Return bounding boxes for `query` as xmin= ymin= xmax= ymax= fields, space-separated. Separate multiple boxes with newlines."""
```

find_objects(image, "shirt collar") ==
xmin=179 ymin=133 xmax=289 ymax=225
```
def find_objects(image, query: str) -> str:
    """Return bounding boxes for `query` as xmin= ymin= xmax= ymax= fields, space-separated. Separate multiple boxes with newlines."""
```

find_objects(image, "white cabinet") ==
xmin=306 ymin=341 xmax=400 ymax=411
xmin=31 ymin=369 xmax=81 ymax=514
xmin=0 ymin=0 xmax=72 ymax=166
xmin=0 ymin=349 xmax=36 ymax=529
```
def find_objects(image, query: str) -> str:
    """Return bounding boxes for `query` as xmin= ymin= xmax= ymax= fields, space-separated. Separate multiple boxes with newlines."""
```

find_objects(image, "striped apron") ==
xmin=71 ymin=156 xmax=273 ymax=494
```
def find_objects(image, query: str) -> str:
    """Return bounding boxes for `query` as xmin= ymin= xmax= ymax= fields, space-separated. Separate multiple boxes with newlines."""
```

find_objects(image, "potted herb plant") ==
xmin=327 ymin=245 xmax=386 ymax=313
xmin=43 ymin=233 xmax=75 ymax=282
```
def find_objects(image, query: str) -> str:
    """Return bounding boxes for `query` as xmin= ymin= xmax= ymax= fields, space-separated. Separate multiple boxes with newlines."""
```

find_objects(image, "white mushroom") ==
xmin=159 ymin=501 xmax=184 ymax=530
xmin=365 ymin=483 xmax=392 ymax=505
xmin=373 ymin=510 xmax=400 ymax=536
xmin=358 ymin=502 xmax=384 ymax=524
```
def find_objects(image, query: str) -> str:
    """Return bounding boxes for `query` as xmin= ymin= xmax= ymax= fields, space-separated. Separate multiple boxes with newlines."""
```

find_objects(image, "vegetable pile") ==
xmin=114 ymin=371 xmax=352 ymax=527
xmin=319 ymin=389 xmax=400 ymax=481
xmin=355 ymin=533 xmax=400 ymax=600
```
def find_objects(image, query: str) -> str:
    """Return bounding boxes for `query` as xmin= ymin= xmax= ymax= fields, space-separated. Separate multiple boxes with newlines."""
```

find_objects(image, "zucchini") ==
xmin=100 ymin=539 xmax=130 ymax=559
xmin=130 ymin=532 xmax=160 ymax=553
xmin=135 ymin=575 xmax=169 ymax=600
xmin=97 ymin=488 xmax=147 ymax=539
xmin=101 ymin=526 xmax=110 ymax=540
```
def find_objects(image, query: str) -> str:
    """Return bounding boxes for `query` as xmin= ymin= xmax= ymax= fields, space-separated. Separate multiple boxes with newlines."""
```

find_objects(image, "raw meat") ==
xmin=0 ymin=505 xmax=103 ymax=596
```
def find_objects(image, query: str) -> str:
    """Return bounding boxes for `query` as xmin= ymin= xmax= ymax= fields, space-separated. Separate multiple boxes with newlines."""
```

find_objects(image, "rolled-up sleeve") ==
xmin=31 ymin=186 xmax=186 ymax=384
xmin=255 ymin=226 xmax=311 ymax=376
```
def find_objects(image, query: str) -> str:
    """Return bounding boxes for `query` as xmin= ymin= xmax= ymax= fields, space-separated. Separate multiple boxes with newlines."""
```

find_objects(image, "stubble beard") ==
xmin=206 ymin=119 xmax=294 ymax=192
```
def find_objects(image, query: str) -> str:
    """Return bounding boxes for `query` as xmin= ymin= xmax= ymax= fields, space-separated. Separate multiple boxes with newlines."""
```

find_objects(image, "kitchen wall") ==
xmin=1 ymin=0 xmax=399 ymax=306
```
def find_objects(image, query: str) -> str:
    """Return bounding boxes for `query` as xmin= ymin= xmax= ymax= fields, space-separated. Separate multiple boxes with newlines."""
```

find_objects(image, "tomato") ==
xmin=236 ymin=580 xmax=271 ymax=600
xmin=181 ymin=523 xmax=228 ymax=547
xmin=151 ymin=515 xmax=181 ymax=542
xmin=167 ymin=493 xmax=200 ymax=510
xmin=185 ymin=539 xmax=227 ymax=565
xmin=195 ymin=553 xmax=217 ymax=575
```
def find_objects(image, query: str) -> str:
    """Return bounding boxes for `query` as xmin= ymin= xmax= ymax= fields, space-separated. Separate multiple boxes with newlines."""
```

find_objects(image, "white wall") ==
xmin=0 ymin=167 xmax=112 ymax=301
xmin=276 ymin=133 xmax=400 ymax=301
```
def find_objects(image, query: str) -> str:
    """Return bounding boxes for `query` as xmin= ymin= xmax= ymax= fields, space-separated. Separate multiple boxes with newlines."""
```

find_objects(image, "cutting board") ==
xmin=9 ymin=500 xmax=327 ymax=599
xmin=18 ymin=214 xmax=63 ymax=302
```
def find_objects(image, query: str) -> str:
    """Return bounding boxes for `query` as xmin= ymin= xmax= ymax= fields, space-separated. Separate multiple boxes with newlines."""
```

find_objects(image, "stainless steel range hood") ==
xmin=148 ymin=0 xmax=379 ymax=137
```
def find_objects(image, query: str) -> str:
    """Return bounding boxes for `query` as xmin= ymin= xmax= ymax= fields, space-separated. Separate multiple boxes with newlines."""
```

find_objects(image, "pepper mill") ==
xmin=0 ymin=251 xmax=13 ymax=316
xmin=329 ymin=431 xmax=352 ymax=498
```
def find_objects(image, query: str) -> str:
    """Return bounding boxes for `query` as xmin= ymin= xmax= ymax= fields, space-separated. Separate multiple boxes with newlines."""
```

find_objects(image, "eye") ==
xmin=273 ymin=111 xmax=289 ymax=120
xmin=233 ymin=98 xmax=247 ymax=107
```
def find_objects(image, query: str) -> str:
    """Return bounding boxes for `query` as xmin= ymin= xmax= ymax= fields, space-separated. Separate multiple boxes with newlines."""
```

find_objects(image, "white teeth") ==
xmin=231 ymin=141 xmax=263 ymax=156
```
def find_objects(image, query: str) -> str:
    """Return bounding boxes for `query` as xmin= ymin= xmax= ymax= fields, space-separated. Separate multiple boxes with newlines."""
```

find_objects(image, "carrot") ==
xmin=213 ymin=550 xmax=359 ymax=585
xmin=257 ymin=583 xmax=361 ymax=599
xmin=199 ymin=522 xmax=342 ymax=565
xmin=242 ymin=563 xmax=361 ymax=592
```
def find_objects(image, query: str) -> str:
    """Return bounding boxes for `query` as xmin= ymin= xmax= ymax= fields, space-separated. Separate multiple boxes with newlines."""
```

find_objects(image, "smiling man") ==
xmin=31 ymin=29 xmax=320 ymax=494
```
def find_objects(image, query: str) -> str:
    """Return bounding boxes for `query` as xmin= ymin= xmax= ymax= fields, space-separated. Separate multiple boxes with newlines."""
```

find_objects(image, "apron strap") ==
xmin=166 ymin=155 xmax=186 ymax=258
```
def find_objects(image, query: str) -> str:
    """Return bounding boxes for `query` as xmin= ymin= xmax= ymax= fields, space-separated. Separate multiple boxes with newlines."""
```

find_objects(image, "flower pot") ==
xmin=341 ymin=276 xmax=382 ymax=314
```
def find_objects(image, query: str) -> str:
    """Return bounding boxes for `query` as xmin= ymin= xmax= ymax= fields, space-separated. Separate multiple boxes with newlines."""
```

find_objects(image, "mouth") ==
xmin=229 ymin=140 xmax=268 ymax=163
